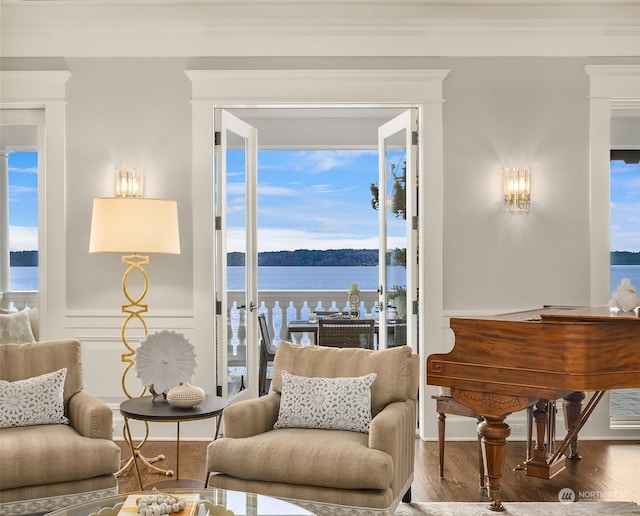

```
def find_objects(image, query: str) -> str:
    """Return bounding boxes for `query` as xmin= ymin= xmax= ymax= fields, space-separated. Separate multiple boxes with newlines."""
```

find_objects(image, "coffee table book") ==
xmin=117 ymin=493 xmax=200 ymax=515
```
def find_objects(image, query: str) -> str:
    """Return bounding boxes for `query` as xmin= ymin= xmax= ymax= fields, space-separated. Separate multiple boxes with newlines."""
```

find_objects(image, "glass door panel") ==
xmin=216 ymin=110 xmax=258 ymax=402
xmin=378 ymin=110 xmax=417 ymax=351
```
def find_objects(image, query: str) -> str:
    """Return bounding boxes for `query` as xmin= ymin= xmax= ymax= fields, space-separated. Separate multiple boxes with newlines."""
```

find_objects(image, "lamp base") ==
xmin=116 ymin=253 xmax=174 ymax=485
xmin=117 ymin=450 xmax=173 ymax=480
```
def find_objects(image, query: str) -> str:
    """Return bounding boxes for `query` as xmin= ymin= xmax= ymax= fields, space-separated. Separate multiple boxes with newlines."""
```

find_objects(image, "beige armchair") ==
xmin=0 ymin=339 xmax=121 ymax=515
xmin=206 ymin=341 xmax=419 ymax=516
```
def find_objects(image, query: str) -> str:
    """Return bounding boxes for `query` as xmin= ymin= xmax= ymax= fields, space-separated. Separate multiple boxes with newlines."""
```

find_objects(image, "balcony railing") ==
xmin=0 ymin=291 xmax=39 ymax=311
xmin=227 ymin=289 xmax=381 ymax=345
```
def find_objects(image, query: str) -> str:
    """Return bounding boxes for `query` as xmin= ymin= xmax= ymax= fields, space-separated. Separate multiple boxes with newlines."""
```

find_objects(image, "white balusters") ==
xmin=272 ymin=301 xmax=282 ymax=345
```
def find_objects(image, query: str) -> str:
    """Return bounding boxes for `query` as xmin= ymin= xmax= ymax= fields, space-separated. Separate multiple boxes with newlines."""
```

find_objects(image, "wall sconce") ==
xmin=504 ymin=167 xmax=530 ymax=212
xmin=115 ymin=167 xmax=143 ymax=198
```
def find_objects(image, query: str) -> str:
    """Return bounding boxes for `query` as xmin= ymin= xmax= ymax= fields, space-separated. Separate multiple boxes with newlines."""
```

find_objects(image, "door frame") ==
xmin=186 ymin=69 xmax=449 ymax=439
xmin=585 ymin=65 xmax=640 ymax=437
xmin=0 ymin=71 xmax=70 ymax=340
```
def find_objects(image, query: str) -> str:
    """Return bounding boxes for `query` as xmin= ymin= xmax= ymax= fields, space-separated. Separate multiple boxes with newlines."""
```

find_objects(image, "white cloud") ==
xmin=226 ymin=227 xmax=405 ymax=254
xmin=9 ymin=226 xmax=38 ymax=251
xmin=295 ymin=150 xmax=375 ymax=174
xmin=258 ymin=184 xmax=298 ymax=196
xmin=226 ymin=227 xmax=380 ymax=253
xmin=8 ymin=166 xmax=38 ymax=174
xmin=8 ymin=185 xmax=37 ymax=198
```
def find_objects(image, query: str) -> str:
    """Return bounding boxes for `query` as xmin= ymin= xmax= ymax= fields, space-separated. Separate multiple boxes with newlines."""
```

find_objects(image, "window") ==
xmin=8 ymin=151 xmax=39 ymax=293
xmin=609 ymin=149 xmax=640 ymax=420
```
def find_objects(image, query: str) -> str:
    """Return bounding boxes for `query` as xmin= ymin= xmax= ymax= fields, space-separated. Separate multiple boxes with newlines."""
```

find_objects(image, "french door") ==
xmin=214 ymin=107 xmax=419 ymax=401
xmin=215 ymin=109 xmax=259 ymax=402
xmin=377 ymin=109 xmax=419 ymax=352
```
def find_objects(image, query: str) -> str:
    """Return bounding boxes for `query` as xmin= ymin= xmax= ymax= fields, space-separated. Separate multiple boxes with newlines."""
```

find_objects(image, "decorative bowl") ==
xmin=167 ymin=382 xmax=206 ymax=408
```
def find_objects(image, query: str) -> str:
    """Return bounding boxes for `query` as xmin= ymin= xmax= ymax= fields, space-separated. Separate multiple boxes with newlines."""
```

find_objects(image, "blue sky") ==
xmin=610 ymin=160 xmax=640 ymax=252
xmin=8 ymin=151 xmax=639 ymax=253
xmin=229 ymin=149 xmax=405 ymax=253
xmin=7 ymin=151 xmax=38 ymax=251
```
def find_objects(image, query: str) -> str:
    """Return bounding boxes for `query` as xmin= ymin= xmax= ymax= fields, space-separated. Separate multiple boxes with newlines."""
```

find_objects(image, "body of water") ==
xmin=9 ymin=266 xmax=38 ymax=291
xmin=227 ymin=265 xmax=405 ymax=291
xmin=610 ymin=265 xmax=640 ymax=294
xmin=13 ymin=264 xmax=640 ymax=293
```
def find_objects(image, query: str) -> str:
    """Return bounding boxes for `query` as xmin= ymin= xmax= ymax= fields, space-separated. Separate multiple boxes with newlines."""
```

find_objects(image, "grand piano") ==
xmin=426 ymin=306 xmax=640 ymax=511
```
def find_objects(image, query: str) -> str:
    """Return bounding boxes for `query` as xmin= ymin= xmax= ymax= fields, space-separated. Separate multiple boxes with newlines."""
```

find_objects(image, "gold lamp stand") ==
xmin=116 ymin=253 xmax=173 ymax=479
xmin=89 ymin=196 xmax=181 ymax=482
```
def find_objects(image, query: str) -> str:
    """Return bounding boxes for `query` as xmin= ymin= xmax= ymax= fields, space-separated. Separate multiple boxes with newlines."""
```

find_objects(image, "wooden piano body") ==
xmin=427 ymin=306 xmax=640 ymax=511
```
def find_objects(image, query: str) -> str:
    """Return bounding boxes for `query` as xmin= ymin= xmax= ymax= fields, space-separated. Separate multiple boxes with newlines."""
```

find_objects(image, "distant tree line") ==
xmin=611 ymin=251 xmax=640 ymax=265
xmin=10 ymin=250 xmax=38 ymax=266
xmin=228 ymin=249 xmax=379 ymax=266
xmin=12 ymin=249 xmax=640 ymax=267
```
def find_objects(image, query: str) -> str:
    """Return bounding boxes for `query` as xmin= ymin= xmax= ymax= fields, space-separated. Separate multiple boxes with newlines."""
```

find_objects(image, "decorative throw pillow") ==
xmin=0 ymin=368 xmax=69 ymax=428
xmin=0 ymin=310 xmax=36 ymax=344
xmin=274 ymin=370 xmax=377 ymax=433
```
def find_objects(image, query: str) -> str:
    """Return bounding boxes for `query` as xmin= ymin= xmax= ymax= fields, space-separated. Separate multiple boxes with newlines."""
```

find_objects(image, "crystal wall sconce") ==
xmin=504 ymin=167 xmax=530 ymax=212
xmin=115 ymin=167 xmax=143 ymax=198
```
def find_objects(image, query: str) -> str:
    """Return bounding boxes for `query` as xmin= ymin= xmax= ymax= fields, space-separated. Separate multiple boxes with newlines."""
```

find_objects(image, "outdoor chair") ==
xmin=317 ymin=318 xmax=375 ymax=349
xmin=258 ymin=313 xmax=278 ymax=396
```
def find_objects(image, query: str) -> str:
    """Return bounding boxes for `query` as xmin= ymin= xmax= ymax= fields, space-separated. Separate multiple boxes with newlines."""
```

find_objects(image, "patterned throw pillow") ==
xmin=274 ymin=370 xmax=377 ymax=433
xmin=0 ymin=368 xmax=70 ymax=428
xmin=0 ymin=310 xmax=36 ymax=344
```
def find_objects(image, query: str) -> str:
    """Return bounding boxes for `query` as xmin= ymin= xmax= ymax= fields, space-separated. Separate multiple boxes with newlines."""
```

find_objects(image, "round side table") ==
xmin=119 ymin=394 xmax=228 ymax=490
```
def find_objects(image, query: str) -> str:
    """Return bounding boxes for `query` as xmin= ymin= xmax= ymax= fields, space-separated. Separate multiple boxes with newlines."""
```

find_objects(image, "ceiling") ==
xmin=2 ymin=0 xmax=639 ymax=58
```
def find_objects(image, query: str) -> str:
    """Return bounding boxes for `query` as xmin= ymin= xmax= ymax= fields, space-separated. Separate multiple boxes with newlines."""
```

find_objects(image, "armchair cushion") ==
xmin=209 ymin=427 xmax=393 ymax=490
xmin=0 ymin=311 xmax=36 ymax=344
xmin=274 ymin=370 xmax=376 ymax=433
xmin=271 ymin=341 xmax=416 ymax=417
xmin=0 ymin=368 xmax=69 ymax=428
xmin=0 ymin=424 xmax=121 ymax=491
xmin=0 ymin=340 xmax=83 ymax=405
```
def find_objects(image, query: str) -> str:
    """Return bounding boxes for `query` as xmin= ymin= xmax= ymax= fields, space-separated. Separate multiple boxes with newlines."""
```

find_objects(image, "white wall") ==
xmin=65 ymin=58 xmax=193 ymax=313
xmin=443 ymin=57 xmax=591 ymax=311
xmin=3 ymin=52 xmax=640 ymax=439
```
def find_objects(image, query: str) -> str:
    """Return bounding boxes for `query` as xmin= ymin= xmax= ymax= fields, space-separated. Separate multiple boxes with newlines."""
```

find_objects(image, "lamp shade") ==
xmin=89 ymin=197 xmax=180 ymax=254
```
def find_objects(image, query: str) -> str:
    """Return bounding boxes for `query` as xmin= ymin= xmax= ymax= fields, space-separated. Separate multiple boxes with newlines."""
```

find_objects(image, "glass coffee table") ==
xmin=47 ymin=488 xmax=315 ymax=515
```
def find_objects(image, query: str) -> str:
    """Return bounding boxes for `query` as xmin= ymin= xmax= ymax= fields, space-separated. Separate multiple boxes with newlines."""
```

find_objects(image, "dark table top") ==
xmin=119 ymin=395 xmax=228 ymax=422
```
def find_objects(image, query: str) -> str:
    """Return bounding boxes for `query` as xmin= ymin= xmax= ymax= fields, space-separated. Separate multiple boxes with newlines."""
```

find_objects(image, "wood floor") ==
xmin=116 ymin=439 xmax=640 ymax=504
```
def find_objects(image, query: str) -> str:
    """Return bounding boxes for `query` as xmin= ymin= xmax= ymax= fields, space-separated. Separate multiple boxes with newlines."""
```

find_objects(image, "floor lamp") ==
xmin=89 ymin=196 xmax=180 ymax=478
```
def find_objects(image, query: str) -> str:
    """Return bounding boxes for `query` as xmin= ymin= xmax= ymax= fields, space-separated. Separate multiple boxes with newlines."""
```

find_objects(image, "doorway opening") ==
xmin=216 ymin=106 xmax=418 ymax=399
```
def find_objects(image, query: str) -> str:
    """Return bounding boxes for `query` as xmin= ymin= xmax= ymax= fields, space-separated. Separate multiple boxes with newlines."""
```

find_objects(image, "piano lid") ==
xmin=427 ymin=305 xmax=640 ymax=399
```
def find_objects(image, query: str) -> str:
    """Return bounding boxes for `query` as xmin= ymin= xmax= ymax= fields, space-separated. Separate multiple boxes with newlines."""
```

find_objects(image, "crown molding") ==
xmin=0 ymin=71 xmax=71 ymax=105
xmin=2 ymin=2 xmax=640 ymax=57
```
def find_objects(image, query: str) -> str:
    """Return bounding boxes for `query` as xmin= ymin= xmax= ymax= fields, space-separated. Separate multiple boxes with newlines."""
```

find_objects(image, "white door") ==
xmin=377 ymin=110 xmax=418 ymax=352
xmin=215 ymin=109 xmax=259 ymax=402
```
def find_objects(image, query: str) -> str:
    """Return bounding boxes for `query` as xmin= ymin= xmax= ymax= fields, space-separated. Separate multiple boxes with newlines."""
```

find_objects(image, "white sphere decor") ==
xmin=167 ymin=382 xmax=206 ymax=408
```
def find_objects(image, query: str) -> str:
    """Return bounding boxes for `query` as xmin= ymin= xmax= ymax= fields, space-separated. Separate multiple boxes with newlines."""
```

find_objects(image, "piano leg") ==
xmin=525 ymin=400 xmax=566 ymax=479
xmin=452 ymin=389 xmax=530 ymax=512
xmin=478 ymin=417 xmax=509 ymax=512
xmin=562 ymin=391 xmax=586 ymax=460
